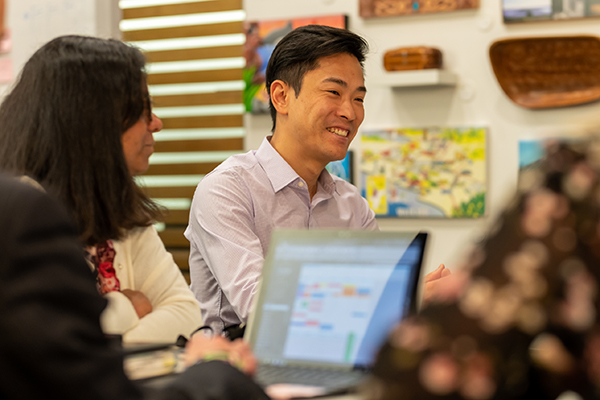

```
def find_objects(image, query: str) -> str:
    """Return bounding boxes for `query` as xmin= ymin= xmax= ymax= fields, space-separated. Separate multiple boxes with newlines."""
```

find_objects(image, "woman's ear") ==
xmin=270 ymin=80 xmax=290 ymax=116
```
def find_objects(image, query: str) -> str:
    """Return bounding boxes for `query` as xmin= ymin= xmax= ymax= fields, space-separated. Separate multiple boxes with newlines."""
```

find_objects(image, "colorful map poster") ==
xmin=360 ymin=127 xmax=486 ymax=218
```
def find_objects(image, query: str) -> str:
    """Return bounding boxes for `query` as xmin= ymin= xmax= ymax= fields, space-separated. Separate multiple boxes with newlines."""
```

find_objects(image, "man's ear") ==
xmin=270 ymin=80 xmax=291 ymax=116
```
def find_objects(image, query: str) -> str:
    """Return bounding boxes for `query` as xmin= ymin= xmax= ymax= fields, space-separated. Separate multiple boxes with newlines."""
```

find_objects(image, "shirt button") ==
xmin=298 ymin=182 xmax=304 ymax=187
xmin=117 ymin=264 xmax=123 ymax=270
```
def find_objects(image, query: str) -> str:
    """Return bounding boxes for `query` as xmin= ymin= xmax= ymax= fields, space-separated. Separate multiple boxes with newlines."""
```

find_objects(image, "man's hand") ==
xmin=422 ymin=264 xmax=452 ymax=305
xmin=185 ymin=334 xmax=257 ymax=376
xmin=121 ymin=289 xmax=153 ymax=319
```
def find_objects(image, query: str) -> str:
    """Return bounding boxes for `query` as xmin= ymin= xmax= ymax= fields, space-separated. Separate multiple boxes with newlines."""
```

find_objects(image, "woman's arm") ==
xmin=112 ymin=225 xmax=203 ymax=343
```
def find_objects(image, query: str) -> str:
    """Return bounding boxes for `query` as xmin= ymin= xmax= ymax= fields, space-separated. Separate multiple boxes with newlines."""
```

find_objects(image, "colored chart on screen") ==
xmin=282 ymin=264 xmax=399 ymax=364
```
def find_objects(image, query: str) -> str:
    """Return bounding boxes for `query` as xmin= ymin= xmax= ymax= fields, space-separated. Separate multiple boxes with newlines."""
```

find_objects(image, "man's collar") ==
xmin=255 ymin=136 xmax=300 ymax=192
xmin=318 ymin=168 xmax=336 ymax=195
xmin=255 ymin=136 xmax=338 ymax=196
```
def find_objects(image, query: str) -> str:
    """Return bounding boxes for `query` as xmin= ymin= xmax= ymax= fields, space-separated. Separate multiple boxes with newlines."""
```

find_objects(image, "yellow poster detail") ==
xmin=366 ymin=176 xmax=388 ymax=215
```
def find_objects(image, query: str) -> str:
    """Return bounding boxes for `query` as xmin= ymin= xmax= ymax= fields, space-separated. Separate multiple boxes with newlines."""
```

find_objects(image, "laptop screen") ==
xmin=247 ymin=230 xmax=427 ymax=370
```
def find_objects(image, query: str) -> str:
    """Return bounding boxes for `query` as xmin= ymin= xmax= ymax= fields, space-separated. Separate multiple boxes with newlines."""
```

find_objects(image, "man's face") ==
xmin=286 ymin=52 xmax=366 ymax=165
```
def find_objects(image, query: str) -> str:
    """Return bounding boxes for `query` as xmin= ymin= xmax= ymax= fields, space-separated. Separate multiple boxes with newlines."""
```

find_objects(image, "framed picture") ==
xmin=519 ymin=140 xmax=546 ymax=170
xmin=360 ymin=127 xmax=486 ymax=218
xmin=326 ymin=150 xmax=354 ymax=184
xmin=503 ymin=0 xmax=600 ymax=22
xmin=243 ymin=15 xmax=348 ymax=114
xmin=359 ymin=0 xmax=478 ymax=18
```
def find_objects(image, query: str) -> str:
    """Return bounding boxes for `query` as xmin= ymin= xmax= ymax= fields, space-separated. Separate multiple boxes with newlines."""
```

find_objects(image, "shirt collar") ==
xmin=255 ymin=136 xmax=301 ymax=192
xmin=255 ymin=136 xmax=338 ymax=196
xmin=318 ymin=168 xmax=336 ymax=195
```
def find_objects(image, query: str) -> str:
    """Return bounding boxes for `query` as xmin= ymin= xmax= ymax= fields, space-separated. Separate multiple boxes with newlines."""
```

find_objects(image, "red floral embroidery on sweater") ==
xmin=91 ymin=240 xmax=120 ymax=295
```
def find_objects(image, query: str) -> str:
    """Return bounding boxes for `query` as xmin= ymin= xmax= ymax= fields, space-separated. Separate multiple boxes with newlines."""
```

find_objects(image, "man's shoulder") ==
xmin=200 ymin=150 xmax=265 ymax=186
xmin=213 ymin=150 xmax=261 ymax=174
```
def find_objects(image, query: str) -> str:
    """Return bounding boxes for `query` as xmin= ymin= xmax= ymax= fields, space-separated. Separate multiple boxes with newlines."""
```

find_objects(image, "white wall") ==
xmin=244 ymin=0 xmax=600 ymax=275
xmin=0 ymin=0 xmax=120 ymax=96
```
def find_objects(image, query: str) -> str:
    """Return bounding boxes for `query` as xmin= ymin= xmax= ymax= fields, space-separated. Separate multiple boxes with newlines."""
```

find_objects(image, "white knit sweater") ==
xmin=100 ymin=225 xmax=202 ymax=343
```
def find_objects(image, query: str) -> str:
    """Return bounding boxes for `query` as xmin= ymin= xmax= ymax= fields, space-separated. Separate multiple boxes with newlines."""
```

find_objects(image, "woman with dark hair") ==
xmin=0 ymin=35 xmax=202 ymax=343
xmin=0 ymin=174 xmax=266 ymax=400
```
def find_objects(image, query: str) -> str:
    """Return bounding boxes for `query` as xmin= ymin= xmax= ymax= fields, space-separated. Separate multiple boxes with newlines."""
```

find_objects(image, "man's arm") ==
xmin=186 ymin=169 xmax=266 ymax=324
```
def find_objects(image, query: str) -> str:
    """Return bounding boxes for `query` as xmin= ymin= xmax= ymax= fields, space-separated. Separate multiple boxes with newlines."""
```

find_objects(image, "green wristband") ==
xmin=201 ymin=351 xmax=230 ymax=363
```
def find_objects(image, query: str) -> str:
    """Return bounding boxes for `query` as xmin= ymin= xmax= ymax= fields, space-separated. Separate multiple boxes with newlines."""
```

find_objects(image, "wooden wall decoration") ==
xmin=359 ymin=0 xmax=478 ymax=18
xmin=489 ymin=36 xmax=600 ymax=109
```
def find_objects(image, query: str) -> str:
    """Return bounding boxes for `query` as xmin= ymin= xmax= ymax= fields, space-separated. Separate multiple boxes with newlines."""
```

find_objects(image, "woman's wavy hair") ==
xmin=0 ymin=35 xmax=163 ymax=245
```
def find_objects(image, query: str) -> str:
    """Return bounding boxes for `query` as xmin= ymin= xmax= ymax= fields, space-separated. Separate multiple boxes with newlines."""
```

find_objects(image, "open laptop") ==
xmin=245 ymin=229 xmax=428 ymax=395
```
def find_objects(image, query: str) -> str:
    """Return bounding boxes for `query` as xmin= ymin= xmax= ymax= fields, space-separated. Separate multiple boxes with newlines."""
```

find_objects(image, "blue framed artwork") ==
xmin=326 ymin=151 xmax=353 ymax=184
xmin=519 ymin=140 xmax=545 ymax=169
xmin=503 ymin=0 xmax=600 ymax=22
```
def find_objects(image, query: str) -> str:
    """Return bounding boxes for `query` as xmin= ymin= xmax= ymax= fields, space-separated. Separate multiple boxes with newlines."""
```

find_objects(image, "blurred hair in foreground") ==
xmin=367 ymin=133 xmax=600 ymax=400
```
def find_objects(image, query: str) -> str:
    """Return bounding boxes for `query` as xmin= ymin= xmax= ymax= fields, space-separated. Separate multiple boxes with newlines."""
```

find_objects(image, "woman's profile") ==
xmin=0 ymin=35 xmax=202 ymax=343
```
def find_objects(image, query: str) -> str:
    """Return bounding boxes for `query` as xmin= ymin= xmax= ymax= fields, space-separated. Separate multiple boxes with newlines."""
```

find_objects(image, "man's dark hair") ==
xmin=265 ymin=25 xmax=369 ymax=132
xmin=0 ymin=35 xmax=163 ymax=245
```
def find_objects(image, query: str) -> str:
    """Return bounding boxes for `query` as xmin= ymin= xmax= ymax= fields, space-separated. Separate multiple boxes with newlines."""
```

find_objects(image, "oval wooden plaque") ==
xmin=489 ymin=36 xmax=600 ymax=109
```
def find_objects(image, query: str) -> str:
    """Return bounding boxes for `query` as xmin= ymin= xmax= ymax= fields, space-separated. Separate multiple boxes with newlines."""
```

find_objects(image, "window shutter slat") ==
xmin=121 ymin=0 xmax=245 ymax=278
xmin=161 ymin=114 xmax=243 ymax=129
xmin=158 ymin=227 xmax=190 ymax=247
xmin=122 ymin=0 xmax=243 ymax=20
xmin=123 ymin=21 xmax=242 ymax=41
xmin=154 ymin=137 xmax=243 ymax=152
xmin=146 ymin=162 xmax=222 ymax=176
xmin=153 ymin=91 xmax=242 ymax=107
xmin=143 ymin=186 xmax=197 ymax=198
xmin=146 ymin=45 xmax=243 ymax=63
xmin=147 ymin=68 xmax=243 ymax=85
xmin=164 ymin=209 xmax=192 ymax=224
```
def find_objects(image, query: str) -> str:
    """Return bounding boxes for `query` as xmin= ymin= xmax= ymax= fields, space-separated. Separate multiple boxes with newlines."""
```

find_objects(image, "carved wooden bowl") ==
xmin=489 ymin=36 xmax=600 ymax=109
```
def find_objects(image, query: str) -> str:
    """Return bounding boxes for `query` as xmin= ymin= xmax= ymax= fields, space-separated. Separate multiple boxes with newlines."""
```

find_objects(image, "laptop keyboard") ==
xmin=255 ymin=363 xmax=366 ymax=389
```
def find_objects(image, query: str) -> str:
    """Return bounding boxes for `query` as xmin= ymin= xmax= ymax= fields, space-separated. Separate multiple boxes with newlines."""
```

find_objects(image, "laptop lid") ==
xmin=245 ymin=230 xmax=427 ymax=371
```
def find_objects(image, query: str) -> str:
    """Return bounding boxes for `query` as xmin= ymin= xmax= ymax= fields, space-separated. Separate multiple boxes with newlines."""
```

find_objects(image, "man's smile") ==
xmin=327 ymin=127 xmax=350 ymax=137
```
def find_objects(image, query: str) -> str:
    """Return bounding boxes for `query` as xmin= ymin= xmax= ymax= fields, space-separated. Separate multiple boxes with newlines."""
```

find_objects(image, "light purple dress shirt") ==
xmin=184 ymin=137 xmax=378 ymax=332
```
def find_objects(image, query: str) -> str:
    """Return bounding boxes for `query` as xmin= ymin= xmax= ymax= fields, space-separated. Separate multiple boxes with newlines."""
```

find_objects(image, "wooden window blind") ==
xmin=119 ymin=0 xmax=245 ymax=282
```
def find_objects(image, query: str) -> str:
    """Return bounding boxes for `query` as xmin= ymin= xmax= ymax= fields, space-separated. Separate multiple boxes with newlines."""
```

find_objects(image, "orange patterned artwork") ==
xmin=359 ymin=0 xmax=478 ymax=18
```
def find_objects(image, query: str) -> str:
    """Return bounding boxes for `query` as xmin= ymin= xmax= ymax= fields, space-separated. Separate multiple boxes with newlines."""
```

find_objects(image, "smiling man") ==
xmin=185 ymin=26 xmax=378 ymax=333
